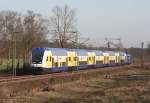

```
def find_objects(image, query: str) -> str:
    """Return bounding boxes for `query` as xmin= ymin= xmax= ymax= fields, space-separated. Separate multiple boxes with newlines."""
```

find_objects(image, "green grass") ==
xmin=0 ymin=59 xmax=34 ymax=75
xmin=0 ymin=59 xmax=23 ymax=70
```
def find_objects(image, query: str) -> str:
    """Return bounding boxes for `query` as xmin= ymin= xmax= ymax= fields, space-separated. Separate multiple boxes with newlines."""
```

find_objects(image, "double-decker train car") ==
xmin=76 ymin=49 xmax=88 ymax=69
xmin=106 ymin=51 xmax=116 ymax=66
xmin=31 ymin=47 xmax=132 ymax=72
xmin=92 ymin=50 xmax=104 ymax=68
xmin=31 ymin=48 xmax=68 ymax=72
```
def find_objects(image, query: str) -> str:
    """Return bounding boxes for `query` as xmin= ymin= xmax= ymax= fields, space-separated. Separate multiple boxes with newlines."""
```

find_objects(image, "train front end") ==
xmin=31 ymin=48 xmax=45 ymax=69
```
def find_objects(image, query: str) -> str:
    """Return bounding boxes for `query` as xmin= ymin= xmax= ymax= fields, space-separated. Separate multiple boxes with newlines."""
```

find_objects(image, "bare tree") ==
xmin=0 ymin=11 xmax=21 ymax=59
xmin=0 ymin=11 xmax=23 ymax=71
xmin=0 ymin=10 xmax=49 ymax=69
xmin=22 ymin=10 xmax=48 ymax=63
xmin=50 ymin=5 xmax=77 ymax=48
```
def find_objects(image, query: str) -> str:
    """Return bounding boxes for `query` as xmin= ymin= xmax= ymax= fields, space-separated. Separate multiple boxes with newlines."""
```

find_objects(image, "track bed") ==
xmin=0 ymin=64 xmax=149 ymax=100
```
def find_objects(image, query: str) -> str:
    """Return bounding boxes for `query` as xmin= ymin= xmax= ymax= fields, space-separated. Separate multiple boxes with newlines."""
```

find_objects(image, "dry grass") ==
xmin=3 ymin=65 xmax=150 ymax=103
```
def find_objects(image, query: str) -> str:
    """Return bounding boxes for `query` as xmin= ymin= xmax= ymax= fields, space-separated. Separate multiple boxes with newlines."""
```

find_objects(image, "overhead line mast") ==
xmin=105 ymin=37 xmax=124 ymax=51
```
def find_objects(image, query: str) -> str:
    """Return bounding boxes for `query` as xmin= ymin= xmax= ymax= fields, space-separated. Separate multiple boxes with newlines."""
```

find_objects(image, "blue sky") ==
xmin=0 ymin=0 xmax=150 ymax=47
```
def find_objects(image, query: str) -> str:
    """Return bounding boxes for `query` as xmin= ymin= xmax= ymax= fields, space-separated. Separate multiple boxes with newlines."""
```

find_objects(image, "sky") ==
xmin=0 ymin=0 xmax=150 ymax=48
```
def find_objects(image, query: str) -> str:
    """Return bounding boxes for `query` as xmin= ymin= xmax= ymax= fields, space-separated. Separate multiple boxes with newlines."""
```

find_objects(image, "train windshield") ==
xmin=32 ymin=50 xmax=44 ymax=63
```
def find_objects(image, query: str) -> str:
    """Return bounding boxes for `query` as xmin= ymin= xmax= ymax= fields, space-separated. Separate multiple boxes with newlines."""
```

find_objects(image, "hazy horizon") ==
xmin=0 ymin=0 xmax=150 ymax=48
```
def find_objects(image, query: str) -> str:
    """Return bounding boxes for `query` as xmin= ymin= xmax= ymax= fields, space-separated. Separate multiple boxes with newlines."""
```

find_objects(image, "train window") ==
xmin=104 ymin=56 xmax=106 ymax=62
xmin=62 ymin=62 xmax=66 ymax=66
xmin=93 ymin=56 xmax=95 ymax=60
xmin=49 ymin=56 xmax=51 ymax=61
xmin=107 ymin=56 xmax=109 ymax=61
xmin=46 ymin=57 xmax=48 ymax=61
xmin=76 ymin=57 xmax=78 ymax=61
xmin=55 ymin=62 xmax=58 ymax=67
xmin=69 ymin=57 xmax=71 ymax=61
xmin=74 ymin=57 xmax=77 ymax=61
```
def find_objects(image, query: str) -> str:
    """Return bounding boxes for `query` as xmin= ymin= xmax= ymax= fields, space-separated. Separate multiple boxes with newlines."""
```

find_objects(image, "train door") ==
xmin=116 ymin=56 xmax=118 ymax=63
xmin=118 ymin=56 xmax=120 ymax=64
xmin=93 ymin=56 xmax=95 ymax=64
xmin=88 ymin=53 xmax=93 ymax=65
xmin=88 ymin=52 xmax=96 ymax=65
xmin=46 ymin=52 xmax=52 ymax=68
xmin=88 ymin=56 xmax=91 ymax=65
xmin=115 ymin=53 xmax=120 ymax=64
xmin=104 ymin=56 xmax=107 ymax=64
xmin=125 ymin=55 xmax=127 ymax=63
xmin=67 ymin=52 xmax=76 ymax=67
xmin=100 ymin=56 xmax=104 ymax=64
xmin=75 ymin=56 xmax=78 ymax=66
xmin=107 ymin=56 xmax=109 ymax=64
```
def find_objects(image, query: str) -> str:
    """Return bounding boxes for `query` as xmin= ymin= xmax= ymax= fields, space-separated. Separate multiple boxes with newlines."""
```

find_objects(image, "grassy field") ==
xmin=0 ymin=59 xmax=24 ymax=70
xmin=4 ymin=64 xmax=150 ymax=103
xmin=0 ymin=59 xmax=32 ymax=75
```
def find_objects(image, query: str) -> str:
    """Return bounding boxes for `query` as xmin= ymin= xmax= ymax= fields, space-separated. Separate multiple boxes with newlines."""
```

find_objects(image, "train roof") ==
xmin=92 ymin=50 xmax=103 ymax=56
xmin=75 ymin=49 xmax=88 ymax=56
xmin=48 ymin=48 xmax=67 ymax=56
xmin=104 ymin=51 xmax=115 ymax=56
xmin=127 ymin=54 xmax=131 ymax=56
xmin=32 ymin=48 xmax=67 ymax=56
xmin=32 ymin=47 xmax=128 ymax=56
xmin=66 ymin=48 xmax=88 ymax=56
xmin=119 ymin=52 xmax=127 ymax=56
xmin=114 ymin=51 xmax=127 ymax=56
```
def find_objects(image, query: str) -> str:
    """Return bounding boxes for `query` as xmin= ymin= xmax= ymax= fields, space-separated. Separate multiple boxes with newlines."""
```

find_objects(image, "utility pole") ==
xmin=70 ymin=31 xmax=89 ymax=70
xmin=76 ymin=32 xmax=78 ymax=70
xmin=12 ymin=31 xmax=18 ymax=77
xmin=12 ymin=31 xmax=15 ymax=77
xmin=72 ymin=31 xmax=78 ymax=70
xmin=107 ymin=41 xmax=110 ymax=50
xmin=105 ymin=38 xmax=110 ymax=50
xmin=75 ymin=32 xmax=78 ymax=49
xmin=141 ymin=42 xmax=144 ymax=68
xmin=14 ymin=31 xmax=17 ymax=76
xmin=12 ymin=31 xmax=14 ymax=77
xmin=105 ymin=37 xmax=123 ymax=51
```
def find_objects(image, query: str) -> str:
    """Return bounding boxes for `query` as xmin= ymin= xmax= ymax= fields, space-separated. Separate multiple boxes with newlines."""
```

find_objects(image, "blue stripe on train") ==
xmin=51 ymin=66 xmax=68 ymax=72
xmin=94 ymin=64 xmax=105 ymax=68
xmin=41 ymin=68 xmax=49 ymax=72
xmin=78 ymin=64 xmax=88 ymax=70
xmin=40 ymin=66 xmax=68 ymax=72
xmin=108 ymin=63 xmax=116 ymax=66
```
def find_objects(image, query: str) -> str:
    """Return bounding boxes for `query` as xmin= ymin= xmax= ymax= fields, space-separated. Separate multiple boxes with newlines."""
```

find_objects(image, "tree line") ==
xmin=0 ymin=5 xmax=79 ymax=67
xmin=0 ymin=5 xmax=150 ymax=70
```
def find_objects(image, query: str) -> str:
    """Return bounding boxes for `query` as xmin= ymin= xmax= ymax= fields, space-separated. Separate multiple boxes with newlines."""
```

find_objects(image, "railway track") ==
xmin=0 ymin=64 xmax=148 ymax=85
xmin=0 ymin=75 xmax=36 ymax=83
xmin=0 ymin=71 xmax=77 ymax=84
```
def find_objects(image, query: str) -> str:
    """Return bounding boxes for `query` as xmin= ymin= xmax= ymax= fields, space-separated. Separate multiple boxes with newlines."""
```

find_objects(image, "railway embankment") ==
xmin=0 ymin=64 xmax=149 ymax=100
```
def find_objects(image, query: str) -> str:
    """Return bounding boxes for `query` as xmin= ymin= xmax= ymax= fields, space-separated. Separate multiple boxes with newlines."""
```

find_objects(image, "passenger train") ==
xmin=31 ymin=48 xmax=132 ymax=72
